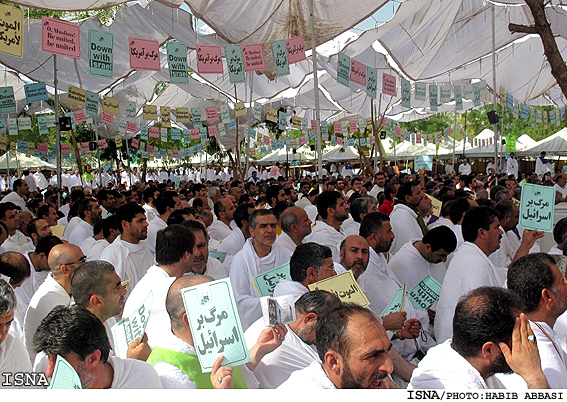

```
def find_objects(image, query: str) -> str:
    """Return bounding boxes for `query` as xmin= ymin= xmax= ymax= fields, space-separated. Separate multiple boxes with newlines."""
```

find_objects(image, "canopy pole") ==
xmin=374 ymin=94 xmax=382 ymax=172
xmin=452 ymin=103 xmax=457 ymax=166
xmin=54 ymin=55 xmax=61 ymax=207
xmin=95 ymin=125 xmax=102 ymax=188
xmin=492 ymin=3 xmax=499 ymax=178
xmin=245 ymin=72 xmax=253 ymax=179
xmin=309 ymin=0 xmax=322 ymax=180
xmin=125 ymin=140 xmax=132 ymax=189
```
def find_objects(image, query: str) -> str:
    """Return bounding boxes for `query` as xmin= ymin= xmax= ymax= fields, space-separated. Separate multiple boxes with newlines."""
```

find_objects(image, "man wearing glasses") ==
xmin=23 ymin=243 xmax=86 ymax=363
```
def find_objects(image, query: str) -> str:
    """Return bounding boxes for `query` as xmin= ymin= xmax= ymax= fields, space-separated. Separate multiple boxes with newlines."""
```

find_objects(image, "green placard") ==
xmin=88 ymin=29 xmax=113 ymax=78
xmin=407 ymin=275 xmax=442 ymax=310
xmin=506 ymin=135 xmax=516 ymax=153
xmin=85 ymin=90 xmax=99 ymax=117
xmin=366 ymin=66 xmax=377 ymax=99
xmin=225 ymin=44 xmax=245 ymax=84
xmin=167 ymin=41 xmax=189 ymax=84
xmin=48 ymin=355 xmax=82 ymax=389
xmin=208 ymin=250 xmax=227 ymax=263
xmin=337 ymin=52 xmax=351 ymax=87
xmin=181 ymin=278 xmax=250 ymax=371
xmin=519 ymin=183 xmax=555 ymax=232
xmin=252 ymin=262 xmax=290 ymax=297
xmin=271 ymin=39 xmax=290 ymax=77
xmin=111 ymin=291 xmax=153 ymax=358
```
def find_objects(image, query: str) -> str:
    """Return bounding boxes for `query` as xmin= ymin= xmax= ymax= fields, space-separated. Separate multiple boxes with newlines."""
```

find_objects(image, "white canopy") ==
xmin=520 ymin=128 xmax=567 ymax=156
xmin=322 ymin=145 xmax=359 ymax=162
xmin=0 ymin=152 xmax=56 ymax=170
xmin=257 ymin=146 xmax=314 ymax=165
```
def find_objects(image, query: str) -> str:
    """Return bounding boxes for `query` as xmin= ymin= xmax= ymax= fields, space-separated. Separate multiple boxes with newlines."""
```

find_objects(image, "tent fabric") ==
xmin=520 ymin=127 xmax=567 ymax=156
xmin=321 ymin=145 xmax=359 ymax=162
xmin=340 ymin=0 xmax=531 ymax=81
xmin=0 ymin=152 xmax=56 ymax=170
xmin=257 ymin=146 xmax=314 ymax=165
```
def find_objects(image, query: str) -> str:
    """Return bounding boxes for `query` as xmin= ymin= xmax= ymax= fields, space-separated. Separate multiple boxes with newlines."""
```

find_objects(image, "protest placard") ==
xmin=308 ymin=271 xmax=369 ymax=306
xmin=519 ymin=183 xmax=555 ymax=232
xmin=111 ymin=291 xmax=153 ymax=358
xmin=252 ymin=262 xmax=290 ymax=297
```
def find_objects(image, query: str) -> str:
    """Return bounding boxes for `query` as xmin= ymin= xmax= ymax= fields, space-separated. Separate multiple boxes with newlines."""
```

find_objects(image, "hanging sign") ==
xmin=167 ymin=41 xmax=189 ymax=84
xmin=42 ymin=17 xmax=80 ymax=59
xmin=129 ymin=37 xmax=160 ymax=71
xmin=0 ymin=4 xmax=23 ymax=58
xmin=88 ymin=29 xmax=113 ymax=78
xmin=196 ymin=44 xmax=223 ymax=74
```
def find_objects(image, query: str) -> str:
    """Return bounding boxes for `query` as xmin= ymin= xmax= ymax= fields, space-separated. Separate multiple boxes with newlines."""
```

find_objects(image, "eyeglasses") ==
xmin=65 ymin=256 xmax=87 ymax=266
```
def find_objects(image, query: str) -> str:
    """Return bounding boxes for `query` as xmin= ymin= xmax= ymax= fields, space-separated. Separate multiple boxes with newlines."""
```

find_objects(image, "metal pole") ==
xmin=452 ymin=103 xmax=457 ymax=165
xmin=245 ymin=72 xmax=253 ymax=179
xmin=95 ymin=126 xmax=102 ymax=188
xmin=374 ymin=94 xmax=382 ymax=172
xmin=54 ymin=55 xmax=61 ymax=207
xmin=492 ymin=4 xmax=499 ymax=177
xmin=125 ymin=139 xmax=132 ymax=189
xmin=309 ymin=0 xmax=322 ymax=179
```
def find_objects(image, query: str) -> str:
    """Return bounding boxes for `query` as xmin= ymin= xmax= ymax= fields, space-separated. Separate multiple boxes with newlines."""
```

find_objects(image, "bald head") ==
xmin=48 ymin=244 xmax=84 ymax=277
xmin=166 ymin=274 xmax=213 ymax=330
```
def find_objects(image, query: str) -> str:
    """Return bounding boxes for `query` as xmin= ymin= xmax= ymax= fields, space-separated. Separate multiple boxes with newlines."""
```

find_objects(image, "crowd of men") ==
xmin=2 ymin=158 xmax=567 ymax=390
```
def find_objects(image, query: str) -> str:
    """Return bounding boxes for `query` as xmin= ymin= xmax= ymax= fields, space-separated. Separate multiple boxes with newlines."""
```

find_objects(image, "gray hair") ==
xmin=207 ymin=186 xmax=221 ymax=199
xmin=553 ymin=255 xmax=567 ymax=277
xmin=350 ymin=195 xmax=378 ymax=223
xmin=0 ymin=279 xmax=17 ymax=316
xmin=280 ymin=208 xmax=302 ymax=233
xmin=494 ymin=189 xmax=512 ymax=202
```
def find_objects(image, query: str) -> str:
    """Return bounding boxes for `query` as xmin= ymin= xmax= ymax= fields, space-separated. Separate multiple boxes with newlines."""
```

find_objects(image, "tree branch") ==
xmin=508 ymin=23 xmax=538 ymax=34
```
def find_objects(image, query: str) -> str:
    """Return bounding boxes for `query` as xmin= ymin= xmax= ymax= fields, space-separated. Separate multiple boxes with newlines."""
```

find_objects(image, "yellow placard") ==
xmin=291 ymin=116 xmax=302 ymax=129
xmin=50 ymin=225 xmax=65 ymax=239
xmin=425 ymin=193 xmax=442 ymax=217
xmin=9 ymin=142 xmax=15 ymax=152
xmin=161 ymin=106 xmax=171 ymax=127
xmin=0 ymin=5 xmax=23 ymax=58
xmin=234 ymin=102 xmax=246 ymax=117
xmin=143 ymin=104 xmax=157 ymax=121
xmin=103 ymin=96 xmax=120 ymax=115
xmin=176 ymin=107 xmax=191 ymax=123
xmin=266 ymin=107 xmax=278 ymax=123
xmin=308 ymin=270 xmax=369 ymax=306
xmin=512 ymin=198 xmax=521 ymax=208
xmin=115 ymin=135 xmax=122 ymax=147
xmin=68 ymin=85 xmax=86 ymax=107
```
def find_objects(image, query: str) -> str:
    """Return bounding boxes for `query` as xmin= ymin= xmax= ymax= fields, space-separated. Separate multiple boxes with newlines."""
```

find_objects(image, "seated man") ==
xmin=33 ymin=304 xmax=163 ymax=388
xmin=123 ymin=224 xmax=195 ymax=349
xmin=147 ymin=274 xmax=287 ymax=389
xmin=409 ymin=287 xmax=549 ymax=389
xmin=273 ymin=243 xmax=336 ymax=301
xmin=435 ymin=207 xmax=541 ymax=343
xmin=230 ymin=209 xmax=292 ymax=329
xmin=217 ymin=203 xmax=253 ymax=274
xmin=507 ymin=253 xmax=567 ymax=388
xmin=245 ymin=290 xmax=342 ymax=389
xmin=0 ymin=279 xmax=32 ymax=387
xmin=278 ymin=303 xmax=393 ymax=389
xmin=388 ymin=225 xmax=457 ymax=290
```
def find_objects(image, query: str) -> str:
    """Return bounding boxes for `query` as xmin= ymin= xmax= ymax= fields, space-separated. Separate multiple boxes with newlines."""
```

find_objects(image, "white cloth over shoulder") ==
xmin=24 ymin=274 xmax=71 ymax=362
xmin=278 ymin=361 xmax=336 ymax=389
xmin=68 ymin=219 xmax=93 ymax=247
xmin=530 ymin=321 xmax=567 ymax=389
xmin=230 ymin=239 xmax=293 ymax=329
xmin=123 ymin=265 xmax=176 ymax=350
xmin=0 ymin=328 xmax=32 ymax=388
xmin=273 ymin=279 xmax=309 ymax=303
xmin=409 ymin=339 xmax=505 ymax=389
xmin=489 ymin=229 xmax=521 ymax=268
xmin=389 ymin=203 xmax=423 ymax=256
xmin=273 ymin=231 xmax=298 ymax=254
xmin=146 ymin=216 xmax=167 ymax=257
xmin=388 ymin=239 xmax=447 ymax=289
xmin=435 ymin=242 xmax=506 ymax=344
xmin=207 ymin=219 xmax=233 ymax=241
xmin=99 ymin=236 xmax=154 ymax=297
xmin=108 ymin=355 xmax=163 ymax=389
xmin=245 ymin=319 xmax=319 ymax=389
xmin=304 ymin=220 xmax=345 ymax=263
xmin=217 ymin=227 xmax=246 ymax=274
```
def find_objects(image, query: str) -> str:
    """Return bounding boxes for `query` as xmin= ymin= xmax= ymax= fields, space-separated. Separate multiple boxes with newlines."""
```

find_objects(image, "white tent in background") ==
xmin=257 ymin=147 xmax=314 ymax=165
xmin=520 ymin=128 xmax=567 ymax=156
xmin=322 ymin=145 xmax=359 ymax=162
xmin=0 ymin=152 xmax=56 ymax=170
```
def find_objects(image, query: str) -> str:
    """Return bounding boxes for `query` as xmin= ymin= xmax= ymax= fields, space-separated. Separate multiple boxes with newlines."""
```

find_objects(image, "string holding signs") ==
xmin=0 ymin=4 xmax=23 ymax=58
xmin=129 ymin=37 xmax=160 ymax=71
xmin=88 ymin=29 xmax=113 ymax=78
xmin=519 ymin=183 xmax=555 ymax=232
